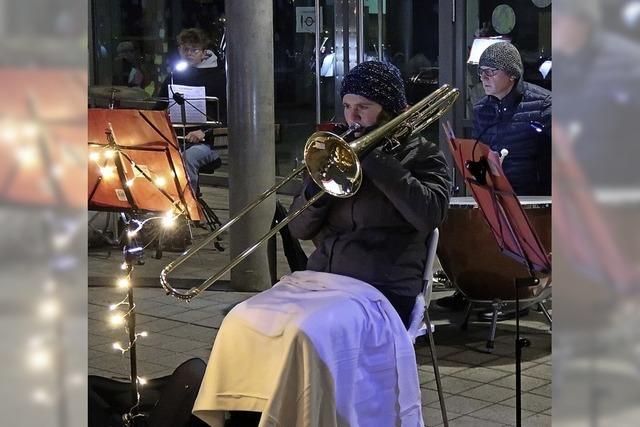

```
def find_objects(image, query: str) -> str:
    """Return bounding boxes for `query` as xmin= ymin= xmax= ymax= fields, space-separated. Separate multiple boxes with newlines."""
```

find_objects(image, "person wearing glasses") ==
xmin=157 ymin=28 xmax=227 ymax=192
xmin=473 ymin=41 xmax=551 ymax=196
xmin=438 ymin=42 xmax=551 ymax=312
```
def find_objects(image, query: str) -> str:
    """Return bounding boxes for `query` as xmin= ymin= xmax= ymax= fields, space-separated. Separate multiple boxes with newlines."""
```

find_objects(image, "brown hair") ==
xmin=177 ymin=28 xmax=210 ymax=49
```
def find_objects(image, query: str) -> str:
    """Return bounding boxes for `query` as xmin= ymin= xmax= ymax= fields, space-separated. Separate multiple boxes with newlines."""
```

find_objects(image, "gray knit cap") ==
xmin=478 ymin=42 xmax=523 ymax=80
xmin=340 ymin=61 xmax=407 ymax=116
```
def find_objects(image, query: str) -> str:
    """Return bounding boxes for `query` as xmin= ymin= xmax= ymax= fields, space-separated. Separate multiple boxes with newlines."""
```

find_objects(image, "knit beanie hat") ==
xmin=478 ymin=42 xmax=523 ymax=80
xmin=340 ymin=61 xmax=408 ymax=116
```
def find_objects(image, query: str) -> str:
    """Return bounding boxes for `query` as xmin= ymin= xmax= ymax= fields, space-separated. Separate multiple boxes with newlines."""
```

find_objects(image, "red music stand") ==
xmin=444 ymin=126 xmax=551 ymax=427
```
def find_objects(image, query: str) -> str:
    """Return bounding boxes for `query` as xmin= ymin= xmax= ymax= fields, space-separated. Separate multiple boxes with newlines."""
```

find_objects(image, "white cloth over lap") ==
xmin=193 ymin=270 xmax=424 ymax=427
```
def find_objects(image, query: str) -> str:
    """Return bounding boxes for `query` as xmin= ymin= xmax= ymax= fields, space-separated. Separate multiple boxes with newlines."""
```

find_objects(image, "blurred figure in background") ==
xmin=554 ymin=1 xmax=640 ymax=426
xmin=114 ymin=41 xmax=146 ymax=88
xmin=554 ymin=0 xmax=640 ymax=186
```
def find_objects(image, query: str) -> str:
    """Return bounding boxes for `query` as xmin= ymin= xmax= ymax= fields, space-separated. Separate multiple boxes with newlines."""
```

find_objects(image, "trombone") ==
xmin=161 ymin=84 xmax=460 ymax=300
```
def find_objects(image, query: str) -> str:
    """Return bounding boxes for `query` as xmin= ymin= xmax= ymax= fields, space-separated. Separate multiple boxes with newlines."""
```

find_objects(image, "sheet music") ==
xmin=168 ymin=84 xmax=207 ymax=124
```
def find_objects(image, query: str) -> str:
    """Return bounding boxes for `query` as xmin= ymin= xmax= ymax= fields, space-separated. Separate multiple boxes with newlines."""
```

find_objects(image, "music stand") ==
xmin=88 ymin=108 xmax=201 ymax=425
xmin=444 ymin=126 xmax=551 ymax=427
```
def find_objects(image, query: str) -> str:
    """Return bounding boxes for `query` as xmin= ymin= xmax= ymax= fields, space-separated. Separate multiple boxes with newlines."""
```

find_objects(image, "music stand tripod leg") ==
xmin=197 ymin=197 xmax=224 ymax=251
xmin=514 ymin=277 xmax=536 ymax=427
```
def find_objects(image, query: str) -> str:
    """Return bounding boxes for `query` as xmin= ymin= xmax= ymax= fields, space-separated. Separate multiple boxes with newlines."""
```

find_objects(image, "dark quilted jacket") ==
xmin=473 ymin=80 xmax=551 ymax=195
xmin=288 ymin=136 xmax=451 ymax=298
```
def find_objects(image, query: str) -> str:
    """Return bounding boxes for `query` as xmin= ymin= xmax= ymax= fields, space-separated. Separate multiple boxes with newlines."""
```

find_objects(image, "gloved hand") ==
xmin=303 ymin=176 xmax=323 ymax=200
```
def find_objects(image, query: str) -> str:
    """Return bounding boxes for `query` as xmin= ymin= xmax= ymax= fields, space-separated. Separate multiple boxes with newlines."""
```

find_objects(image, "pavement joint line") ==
xmin=89 ymin=302 xmax=221 ymax=330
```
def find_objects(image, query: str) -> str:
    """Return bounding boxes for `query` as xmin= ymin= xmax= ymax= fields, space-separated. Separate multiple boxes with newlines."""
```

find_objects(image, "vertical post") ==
xmin=357 ymin=0 xmax=364 ymax=63
xmin=315 ymin=0 xmax=321 ymax=125
xmin=225 ymin=0 xmax=276 ymax=291
xmin=377 ymin=0 xmax=383 ymax=61
xmin=334 ymin=0 xmax=359 ymax=121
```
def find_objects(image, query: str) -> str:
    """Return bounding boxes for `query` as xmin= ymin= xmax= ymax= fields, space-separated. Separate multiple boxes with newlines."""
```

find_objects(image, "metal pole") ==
xmin=377 ymin=0 xmax=383 ymax=61
xmin=357 ymin=0 xmax=364 ymax=63
xmin=225 ymin=0 xmax=276 ymax=291
xmin=315 ymin=0 xmax=321 ymax=125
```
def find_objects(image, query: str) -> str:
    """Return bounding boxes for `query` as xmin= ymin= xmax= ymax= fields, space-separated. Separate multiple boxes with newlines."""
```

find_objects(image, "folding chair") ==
xmin=407 ymin=228 xmax=448 ymax=427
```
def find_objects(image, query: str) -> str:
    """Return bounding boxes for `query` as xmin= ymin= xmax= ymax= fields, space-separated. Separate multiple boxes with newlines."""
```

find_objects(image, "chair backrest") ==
xmin=407 ymin=228 xmax=439 ymax=342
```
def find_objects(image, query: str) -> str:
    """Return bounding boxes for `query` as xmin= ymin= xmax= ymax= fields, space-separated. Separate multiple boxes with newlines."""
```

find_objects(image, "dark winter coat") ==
xmin=288 ymin=135 xmax=451 ymax=298
xmin=473 ymin=80 xmax=551 ymax=195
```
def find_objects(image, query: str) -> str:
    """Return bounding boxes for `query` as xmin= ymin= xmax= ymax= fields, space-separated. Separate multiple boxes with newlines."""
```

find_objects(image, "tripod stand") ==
xmin=167 ymin=89 xmax=225 ymax=253
xmin=445 ymin=132 xmax=552 ymax=427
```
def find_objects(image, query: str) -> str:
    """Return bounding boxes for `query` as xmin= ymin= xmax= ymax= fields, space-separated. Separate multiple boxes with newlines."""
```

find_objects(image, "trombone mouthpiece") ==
xmin=348 ymin=123 xmax=363 ymax=132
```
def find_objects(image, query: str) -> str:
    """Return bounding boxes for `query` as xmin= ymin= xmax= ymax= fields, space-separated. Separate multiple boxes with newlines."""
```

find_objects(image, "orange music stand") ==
xmin=88 ymin=108 xmax=201 ymax=221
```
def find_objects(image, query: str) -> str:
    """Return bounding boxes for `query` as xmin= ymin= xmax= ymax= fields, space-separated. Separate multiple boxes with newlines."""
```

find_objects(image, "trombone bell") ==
xmin=304 ymin=131 xmax=362 ymax=197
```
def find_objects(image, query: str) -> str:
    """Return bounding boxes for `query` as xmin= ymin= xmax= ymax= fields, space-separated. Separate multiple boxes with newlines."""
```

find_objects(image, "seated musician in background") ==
xmin=191 ymin=62 xmax=451 ymax=426
xmin=439 ymin=42 xmax=552 ymax=311
xmin=157 ymin=27 xmax=227 ymax=193
xmin=288 ymin=60 xmax=452 ymax=328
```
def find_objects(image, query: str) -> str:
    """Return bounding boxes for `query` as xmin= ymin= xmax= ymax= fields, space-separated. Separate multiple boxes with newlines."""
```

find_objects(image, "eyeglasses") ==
xmin=179 ymin=45 xmax=203 ymax=54
xmin=477 ymin=67 xmax=500 ymax=78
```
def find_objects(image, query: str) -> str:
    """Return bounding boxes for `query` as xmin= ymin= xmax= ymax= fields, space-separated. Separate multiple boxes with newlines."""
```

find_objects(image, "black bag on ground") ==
xmin=89 ymin=358 xmax=208 ymax=427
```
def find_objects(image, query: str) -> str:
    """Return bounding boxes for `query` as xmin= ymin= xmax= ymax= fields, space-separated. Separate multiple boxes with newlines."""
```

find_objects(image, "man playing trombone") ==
xmin=288 ymin=61 xmax=451 ymax=327
xmin=191 ymin=61 xmax=453 ymax=426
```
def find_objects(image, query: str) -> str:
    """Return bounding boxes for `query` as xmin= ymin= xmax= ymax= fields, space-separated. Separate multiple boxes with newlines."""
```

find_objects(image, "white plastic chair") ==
xmin=407 ymin=228 xmax=448 ymax=427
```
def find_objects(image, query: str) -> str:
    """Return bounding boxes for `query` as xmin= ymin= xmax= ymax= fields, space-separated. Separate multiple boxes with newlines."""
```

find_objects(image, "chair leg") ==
xmin=423 ymin=311 xmax=448 ymax=427
xmin=486 ymin=302 xmax=500 ymax=352
xmin=537 ymin=301 xmax=552 ymax=330
xmin=461 ymin=301 xmax=473 ymax=331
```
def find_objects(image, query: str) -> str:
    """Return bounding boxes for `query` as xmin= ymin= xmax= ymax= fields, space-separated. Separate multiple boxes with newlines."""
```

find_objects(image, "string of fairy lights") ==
xmin=89 ymin=124 xmax=190 ymax=422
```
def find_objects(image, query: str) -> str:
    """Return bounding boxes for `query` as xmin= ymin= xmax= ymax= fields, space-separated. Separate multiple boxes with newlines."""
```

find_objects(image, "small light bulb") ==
xmin=162 ymin=211 xmax=175 ymax=228
xmin=109 ymin=313 xmax=125 ymax=327
xmin=17 ymin=146 xmax=37 ymax=167
xmin=104 ymin=149 xmax=116 ymax=159
xmin=100 ymin=166 xmax=115 ymax=179
xmin=126 ymin=179 xmax=134 ymax=187
xmin=154 ymin=176 xmax=167 ymax=187
xmin=137 ymin=377 xmax=147 ymax=386
xmin=112 ymin=342 xmax=125 ymax=352
xmin=120 ymin=262 xmax=128 ymax=270
xmin=127 ymin=230 xmax=138 ymax=238
xmin=38 ymin=300 xmax=59 ymax=320
xmin=29 ymin=350 xmax=51 ymax=370
xmin=89 ymin=152 xmax=100 ymax=161
xmin=109 ymin=304 xmax=118 ymax=311
xmin=139 ymin=331 xmax=148 ymax=337
xmin=1 ymin=127 xmax=17 ymax=143
xmin=116 ymin=277 xmax=130 ymax=289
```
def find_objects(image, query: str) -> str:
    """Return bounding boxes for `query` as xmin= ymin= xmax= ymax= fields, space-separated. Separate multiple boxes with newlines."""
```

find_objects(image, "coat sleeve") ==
xmin=360 ymin=141 xmax=452 ymax=232
xmin=540 ymin=94 xmax=552 ymax=138
xmin=287 ymin=177 xmax=334 ymax=240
